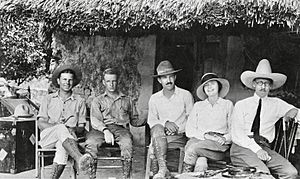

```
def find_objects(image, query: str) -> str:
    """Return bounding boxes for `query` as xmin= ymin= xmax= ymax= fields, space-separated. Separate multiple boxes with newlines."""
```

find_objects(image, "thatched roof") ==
xmin=0 ymin=0 xmax=300 ymax=34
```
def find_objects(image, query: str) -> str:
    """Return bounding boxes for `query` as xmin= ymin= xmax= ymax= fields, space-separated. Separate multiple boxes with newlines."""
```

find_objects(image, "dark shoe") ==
xmin=51 ymin=163 xmax=65 ymax=179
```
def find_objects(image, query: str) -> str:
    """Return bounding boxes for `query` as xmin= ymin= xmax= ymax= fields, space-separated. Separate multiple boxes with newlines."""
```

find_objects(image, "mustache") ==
xmin=166 ymin=82 xmax=173 ymax=85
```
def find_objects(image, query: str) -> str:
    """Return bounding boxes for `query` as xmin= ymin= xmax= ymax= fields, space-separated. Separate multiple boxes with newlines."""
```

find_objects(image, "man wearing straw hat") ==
xmin=231 ymin=59 xmax=299 ymax=178
xmin=37 ymin=64 xmax=93 ymax=178
xmin=147 ymin=60 xmax=194 ymax=179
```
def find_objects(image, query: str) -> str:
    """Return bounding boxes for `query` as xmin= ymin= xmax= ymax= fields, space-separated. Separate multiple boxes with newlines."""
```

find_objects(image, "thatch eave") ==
xmin=0 ymin=0 xmax=299 ymax=35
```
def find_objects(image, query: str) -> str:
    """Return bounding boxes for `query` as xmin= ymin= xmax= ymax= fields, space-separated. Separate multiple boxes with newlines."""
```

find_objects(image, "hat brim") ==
xmin=196 ymin=78 xmax=230 ymax=100
xmin=240 ymin=71 xmax=287 ymax=90
xmin=52 ymin=64 xmax=82 ymax=88
xmin=152 ymin=69 xmax=182 ymax=78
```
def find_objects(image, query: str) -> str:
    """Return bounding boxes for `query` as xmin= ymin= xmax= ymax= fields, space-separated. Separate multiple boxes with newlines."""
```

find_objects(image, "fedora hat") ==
xmin=13 ymin=104 xmax=34 ymax=118
xmin=52 ymin=64 xmax=82 ymax=88
xmin=240 ymin=59 xmax=287 ymax=90
xmin=197 ymin=73 xmax=230 ymax=100
xmin=153 ymin=60 xmax=181 ymax=77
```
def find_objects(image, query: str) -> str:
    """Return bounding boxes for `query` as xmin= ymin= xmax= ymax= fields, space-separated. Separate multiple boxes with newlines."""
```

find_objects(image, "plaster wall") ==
xmin=52 ymin=32 xmax=156 ymax=146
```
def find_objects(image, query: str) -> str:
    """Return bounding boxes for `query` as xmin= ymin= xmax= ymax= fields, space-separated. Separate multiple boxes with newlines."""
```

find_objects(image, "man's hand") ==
xmin=104 ymin=130 xmax=114 ymax=145
xmin=104 ymin=118 xmax=116 ymax=125
xmin=165 ymin=121 xmax=179 ymax=135
xmin=204 ymin=133 xmax=226 ymax=145
xmin=256 ymin=149 xmax=271 ymax=161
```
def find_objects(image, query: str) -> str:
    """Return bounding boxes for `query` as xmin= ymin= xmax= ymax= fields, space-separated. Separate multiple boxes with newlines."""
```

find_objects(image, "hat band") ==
xmin=157 ymin=69 xmax=175 ymax=75
xmin=200 ymin=73 xmax=219 ymax=84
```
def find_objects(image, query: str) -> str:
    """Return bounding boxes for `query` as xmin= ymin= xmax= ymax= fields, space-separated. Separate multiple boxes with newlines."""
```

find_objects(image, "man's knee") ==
xmin=282 ymin=165 xmax=298 ymax=178
xmin=151 ymin=124 xmax=165 ymax=138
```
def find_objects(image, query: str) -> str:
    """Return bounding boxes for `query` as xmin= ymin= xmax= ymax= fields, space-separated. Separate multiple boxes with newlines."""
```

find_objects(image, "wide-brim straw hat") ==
xmin=197 ymin=73 xmax=230 ymax=100
xmin=153 ymin=60 xmax=182 ymax=77
xmin=240 ymin=59 xmax=287 ymax=90
xmin=13 ymin=104 xmax=34 ymax=118
xmin=52 ymin=64 xmax=82 ymax=88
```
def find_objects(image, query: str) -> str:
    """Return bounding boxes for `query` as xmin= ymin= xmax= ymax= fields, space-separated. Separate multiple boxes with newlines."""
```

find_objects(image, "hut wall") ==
xmin=52 ymin=32 xmax=156 ymax=146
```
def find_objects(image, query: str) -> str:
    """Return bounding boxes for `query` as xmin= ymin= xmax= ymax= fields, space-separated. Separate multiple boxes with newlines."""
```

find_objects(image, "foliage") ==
xmin=0 ymin=0 xmax=299 ymax=35
xmin=0 ymin=15 xmax=46 ymax=84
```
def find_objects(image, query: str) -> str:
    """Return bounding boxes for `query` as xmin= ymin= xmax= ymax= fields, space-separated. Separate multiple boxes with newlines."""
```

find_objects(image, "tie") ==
xmin=251 ymin=98 xmax=262 ymax=136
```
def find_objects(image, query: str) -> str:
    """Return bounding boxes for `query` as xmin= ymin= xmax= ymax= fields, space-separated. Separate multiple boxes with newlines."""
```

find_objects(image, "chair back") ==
xmin=272 ymin=118 xmax=298 ymax=159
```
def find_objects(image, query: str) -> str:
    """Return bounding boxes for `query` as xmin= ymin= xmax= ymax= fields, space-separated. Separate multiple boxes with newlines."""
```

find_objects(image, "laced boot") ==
xmin=50 ymin=163 xmax=65 ymax=179
xmin=62 ymin=138 xmax=93 ymax=173
xmin=89 ymin=158 xmax=98 ymax=179
xmin=150 ymin=157 xmax=159 ymax=176
xmin=152 ymin=136 xmax=170 ymax=179
xmin=122 ymin=158 xmax=132 ymax=179
xmin=182 ymin=162 xmax=194 ymax=173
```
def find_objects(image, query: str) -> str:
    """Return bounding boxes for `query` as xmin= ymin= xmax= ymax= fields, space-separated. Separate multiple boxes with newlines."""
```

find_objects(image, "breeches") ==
xmin=184 ymin=138 xmax=229 ymax=165
xmin=85 ymin=124 xmax=133 ymax=160
xmin=40 ymin=124 xmax=74 ymax=165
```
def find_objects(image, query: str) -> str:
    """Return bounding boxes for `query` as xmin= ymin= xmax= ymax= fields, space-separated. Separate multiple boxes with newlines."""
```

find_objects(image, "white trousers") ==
xmin=40 ymin=124 xmax=74 ymax=165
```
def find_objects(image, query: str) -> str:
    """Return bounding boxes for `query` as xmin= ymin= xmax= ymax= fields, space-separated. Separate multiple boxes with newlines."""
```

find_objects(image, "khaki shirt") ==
xmin=90 ymin=91 xmax=141 ymax=132
xmin=37 ymin=91 xmax=86 ymax=128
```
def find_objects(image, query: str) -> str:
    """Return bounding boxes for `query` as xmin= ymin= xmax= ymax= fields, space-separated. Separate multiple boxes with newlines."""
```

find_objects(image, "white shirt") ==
xmin=147 ymin=86 xmax=194 ymax=133
xmin=186 ymin=98 xmax=233 ymax=142
xmin=231 ymin=93 xmax=300 ymax=153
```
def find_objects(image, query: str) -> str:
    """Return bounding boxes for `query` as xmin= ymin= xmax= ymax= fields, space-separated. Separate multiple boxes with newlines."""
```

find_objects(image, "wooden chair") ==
xmin=95 ymin=143 xmax=123 ymax=173
xmin=145 ymin=143 xmax=185 ymax=179
xmin=35 ymin=119 xmax=77 ymax=179
xmin=272 ymin=118 xmax=298 ymax=159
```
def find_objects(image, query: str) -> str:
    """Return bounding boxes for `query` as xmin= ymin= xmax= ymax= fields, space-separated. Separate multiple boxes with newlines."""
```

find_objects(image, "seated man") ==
xmin=85 ymin=68 xmax=145 ymax=179
xmin=37 ymin=64 xmax=93 ymax=178
xmin=231 ymin=59 xmax=299 ymax=178
xmin=148 ymin=60 xmax=194 ymax=179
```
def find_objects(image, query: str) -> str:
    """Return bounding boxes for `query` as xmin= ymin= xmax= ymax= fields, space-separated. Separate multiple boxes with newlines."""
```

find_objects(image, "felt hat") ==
xmin=52 ymin=64 xmax=82 ymax=88
xmin=196 ymin=73 xmax=230 ymax=100
xmin=13 ymin=104 xmax=34 ymax=118
xmin=240 ymin=59 xmax=287 ymax=90
xmin=153 ymin=60 xmax=181 ymax=77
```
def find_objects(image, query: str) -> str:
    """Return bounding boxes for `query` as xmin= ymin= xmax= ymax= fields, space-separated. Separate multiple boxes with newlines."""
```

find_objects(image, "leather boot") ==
xmin=122 ymin=158 xmax=132 ymax=179
xmin=62 ymin=138 xmax=93 ymax=173
xmin=182 ymin=162 xmax=194 ymax=173
xmin=89 ymin=159 xmax=97 ymax=179
xmin=152 ymin=136 xmax=169 ymax=179
xmin=51 ymin=163 xmax=65 ymax=179
xmin=151 ymin=157 xmax=159 ymax=176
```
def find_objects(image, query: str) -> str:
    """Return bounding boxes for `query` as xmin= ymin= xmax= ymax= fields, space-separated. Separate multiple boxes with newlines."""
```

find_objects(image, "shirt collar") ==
xmin=158 ymin=86 xmax=178 ymax=97
xmin=204 ymin=97 xmax=223 ymax=105
xmin=103 ymin=91 xmax=125 ymax=100
xmin=52 ymin=91 xmax=75 ymax=101
xmin=253 ymin=93 xmax=268 ymax=102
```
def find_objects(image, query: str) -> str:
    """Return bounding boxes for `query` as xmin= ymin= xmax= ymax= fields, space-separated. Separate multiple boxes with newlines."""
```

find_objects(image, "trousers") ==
xmin=230 ymin=143 xmax=298 ymax=179
xmin=40 ymin=124 xmax=74 ymax=165
xmin=85 ymin=124 xmax=133 ymax=160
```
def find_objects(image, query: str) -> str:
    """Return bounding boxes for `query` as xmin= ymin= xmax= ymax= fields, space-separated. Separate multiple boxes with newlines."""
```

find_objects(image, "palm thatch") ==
xmin=0 ymin=0 xmax=300 ymax=34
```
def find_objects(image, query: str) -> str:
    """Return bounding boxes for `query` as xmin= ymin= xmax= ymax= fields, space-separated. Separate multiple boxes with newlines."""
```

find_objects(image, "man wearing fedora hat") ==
xmin=37 ymin=64 xmax=93 ymax=178
xmin=183 ymin=73 xmax=233 ymax=173
xmin=231 ymin=59 xmax=299 ymax=178
xmin=147 ymin=60 xmax=194 ymax=179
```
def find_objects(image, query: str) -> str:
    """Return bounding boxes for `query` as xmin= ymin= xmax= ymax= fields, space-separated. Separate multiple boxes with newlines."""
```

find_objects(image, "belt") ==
xmin=248 ymin=135 xmax=270 ymax=148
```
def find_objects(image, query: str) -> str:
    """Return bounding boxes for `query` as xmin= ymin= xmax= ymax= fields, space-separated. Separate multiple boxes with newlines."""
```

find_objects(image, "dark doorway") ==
xmin=153 ymin=33 xmax=195 ymax=93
